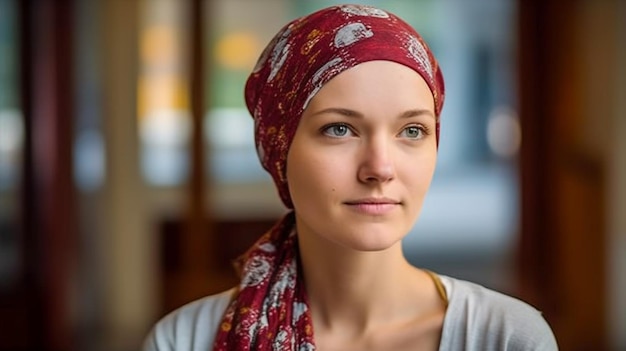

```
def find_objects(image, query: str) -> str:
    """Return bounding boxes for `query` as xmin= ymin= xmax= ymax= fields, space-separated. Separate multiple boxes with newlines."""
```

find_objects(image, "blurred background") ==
xmin=0 ymin=0 xmax=624 ymax=350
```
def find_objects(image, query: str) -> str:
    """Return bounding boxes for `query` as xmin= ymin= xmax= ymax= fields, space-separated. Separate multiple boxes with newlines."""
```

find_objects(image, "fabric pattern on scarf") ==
xmin=213 ymin=212 xmax=315 ymax=351
xmin=213 ymin=4 xmax=445 ymax=351
xmin=244 ymin=4 xmax=444 ymax=209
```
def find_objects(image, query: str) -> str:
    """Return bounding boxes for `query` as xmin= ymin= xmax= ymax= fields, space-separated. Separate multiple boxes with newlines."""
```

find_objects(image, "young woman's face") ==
xmin=286 ymin=60 xmax=438 ymax=252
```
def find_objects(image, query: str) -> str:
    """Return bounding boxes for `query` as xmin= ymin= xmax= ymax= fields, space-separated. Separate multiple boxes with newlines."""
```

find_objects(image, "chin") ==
xmin=336 ymin=227 xmax=407 ymax=252
xmin=352 ymin=242 xmax=400 ymax=252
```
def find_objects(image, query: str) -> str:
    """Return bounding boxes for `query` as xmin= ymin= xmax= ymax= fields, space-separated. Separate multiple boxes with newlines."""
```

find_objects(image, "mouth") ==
xmin=343 ymin=197 xmax=401 ymax=215
xmin=344 ymin=197 xmax=401 ymax=205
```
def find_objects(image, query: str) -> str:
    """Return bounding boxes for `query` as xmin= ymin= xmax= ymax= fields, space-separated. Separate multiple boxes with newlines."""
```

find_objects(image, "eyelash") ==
xmin=320 ymin=123 xmax=431 ymax=139
xmin=400 ymin=125 xmax=430 ymax=139
xmin=321 ymin=123 xmax=355 ymax=138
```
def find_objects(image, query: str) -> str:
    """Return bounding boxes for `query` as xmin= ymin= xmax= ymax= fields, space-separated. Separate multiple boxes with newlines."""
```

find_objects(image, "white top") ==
xmin=143 ymin=275 xmax=558 ymax=350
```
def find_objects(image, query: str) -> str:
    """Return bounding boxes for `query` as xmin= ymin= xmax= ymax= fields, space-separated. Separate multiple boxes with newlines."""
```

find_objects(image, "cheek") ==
xmin=287 ymin=145 xmax=348 ymax=210
xmin=289 ymin=153 xmax=340 ymax=196
xmin=287 ymin=144 xmax=318 ymax=205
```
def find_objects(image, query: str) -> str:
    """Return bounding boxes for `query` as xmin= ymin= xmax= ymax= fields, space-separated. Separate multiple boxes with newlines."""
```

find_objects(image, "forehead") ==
xmin=304 ymin=60 xmax=435 ymax=113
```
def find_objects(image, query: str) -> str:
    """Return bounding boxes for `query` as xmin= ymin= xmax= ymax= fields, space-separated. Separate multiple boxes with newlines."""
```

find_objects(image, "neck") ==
xmin=297 ymin=230 xmax=426 ymax=334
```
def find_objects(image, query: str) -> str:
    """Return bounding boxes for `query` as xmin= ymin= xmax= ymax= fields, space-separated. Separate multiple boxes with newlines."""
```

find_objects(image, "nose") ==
xmin=357 ymin=138 xmax=396 ymax=184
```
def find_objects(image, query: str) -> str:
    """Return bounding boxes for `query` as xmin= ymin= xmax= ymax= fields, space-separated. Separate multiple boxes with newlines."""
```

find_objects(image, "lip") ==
xmin=344 ymin=197 xmax=401 ymax=215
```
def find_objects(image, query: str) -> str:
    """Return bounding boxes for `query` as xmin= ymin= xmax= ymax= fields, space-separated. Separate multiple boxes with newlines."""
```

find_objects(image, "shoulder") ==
xmin=438 ymin=275 xmax=558 ymax=351
xmin=142 ymin=288 xmax=235 ymax=351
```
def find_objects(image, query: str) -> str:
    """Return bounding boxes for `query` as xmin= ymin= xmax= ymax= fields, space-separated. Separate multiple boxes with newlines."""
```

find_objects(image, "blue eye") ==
xmin=400 ymin=126 xmax=424 ymax=139
xmin=323 ymin=124 xmax=352 ymax=137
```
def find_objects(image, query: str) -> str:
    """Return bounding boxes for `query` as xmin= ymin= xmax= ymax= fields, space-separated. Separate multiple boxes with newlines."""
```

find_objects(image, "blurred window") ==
xmin=138 ymin=0 xmax=520 ymax=287
xmin=0 ymin=0 xmax=22 ymax=290
xmin=74 ymin=0 xmax=106 ymax=192
xmin=206 ymin=0 xmax=520 ymax=177
xmin=205 ymin=0 xmax=520 ymax=288
xmin=138 ymin=0 xmax=191 ymax=186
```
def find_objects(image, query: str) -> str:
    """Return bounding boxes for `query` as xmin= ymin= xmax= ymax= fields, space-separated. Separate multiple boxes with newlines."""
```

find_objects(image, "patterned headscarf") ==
xmin=246 ymin=4 xmax=444 ymax=209
xmin=213 ymin=5 xmax=444 ymax=351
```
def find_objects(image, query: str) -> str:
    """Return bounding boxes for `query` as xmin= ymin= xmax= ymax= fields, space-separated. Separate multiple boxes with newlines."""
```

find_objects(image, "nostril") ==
xmin=357 ymin=162 xmax=395 ymax=183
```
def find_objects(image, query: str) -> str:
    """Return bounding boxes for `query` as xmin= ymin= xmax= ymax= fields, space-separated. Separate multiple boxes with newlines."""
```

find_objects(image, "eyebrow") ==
xmin=311 ymin=107 xmax=436 ymax=120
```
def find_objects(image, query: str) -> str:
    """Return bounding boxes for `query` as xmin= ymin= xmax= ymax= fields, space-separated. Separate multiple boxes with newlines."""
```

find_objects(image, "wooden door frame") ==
xmin=517 ymin=1 xmax=610 ymax=349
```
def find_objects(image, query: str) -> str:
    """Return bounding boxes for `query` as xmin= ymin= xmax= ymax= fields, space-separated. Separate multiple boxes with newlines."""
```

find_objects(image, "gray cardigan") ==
xmin=143 ymin=275 xmax=558 ymax=350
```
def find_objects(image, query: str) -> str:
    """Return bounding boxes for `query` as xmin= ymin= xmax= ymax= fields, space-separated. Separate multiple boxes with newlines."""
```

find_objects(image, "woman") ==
xmin=144 ymin=4 xmax=558 ymax=350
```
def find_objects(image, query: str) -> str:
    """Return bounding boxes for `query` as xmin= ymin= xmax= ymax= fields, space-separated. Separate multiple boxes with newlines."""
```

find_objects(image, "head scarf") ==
xmin=213 ymin=5 xmax=444 ymax=351
xmin=246 ymin=4 xmax=444 ymax=209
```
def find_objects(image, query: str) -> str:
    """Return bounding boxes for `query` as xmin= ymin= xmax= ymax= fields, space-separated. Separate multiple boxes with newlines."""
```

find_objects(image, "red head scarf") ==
xmin=213 ymin=5 xmax=444 ymax=351
xmin=245 ymin=4 xmax=444 ymax=209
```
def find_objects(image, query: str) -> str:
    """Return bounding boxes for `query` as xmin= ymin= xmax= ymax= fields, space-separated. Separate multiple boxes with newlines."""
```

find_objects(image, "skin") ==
xmin=286 ymin=60 xmax=446 ymax=350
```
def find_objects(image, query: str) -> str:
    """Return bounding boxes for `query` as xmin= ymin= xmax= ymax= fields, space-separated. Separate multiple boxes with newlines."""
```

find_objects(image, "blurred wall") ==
xmin=518 ymin=1 xmax=626 ymax=349
xmin=607 ymin=1 xmax=626 ymax=347
xmin=576 ymin=2 xmax=625 ymax=348
xmin=1 ymin=0 xmax=625 ymax=350
xmin=99 ymin=0 xmax=157 ymax=350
